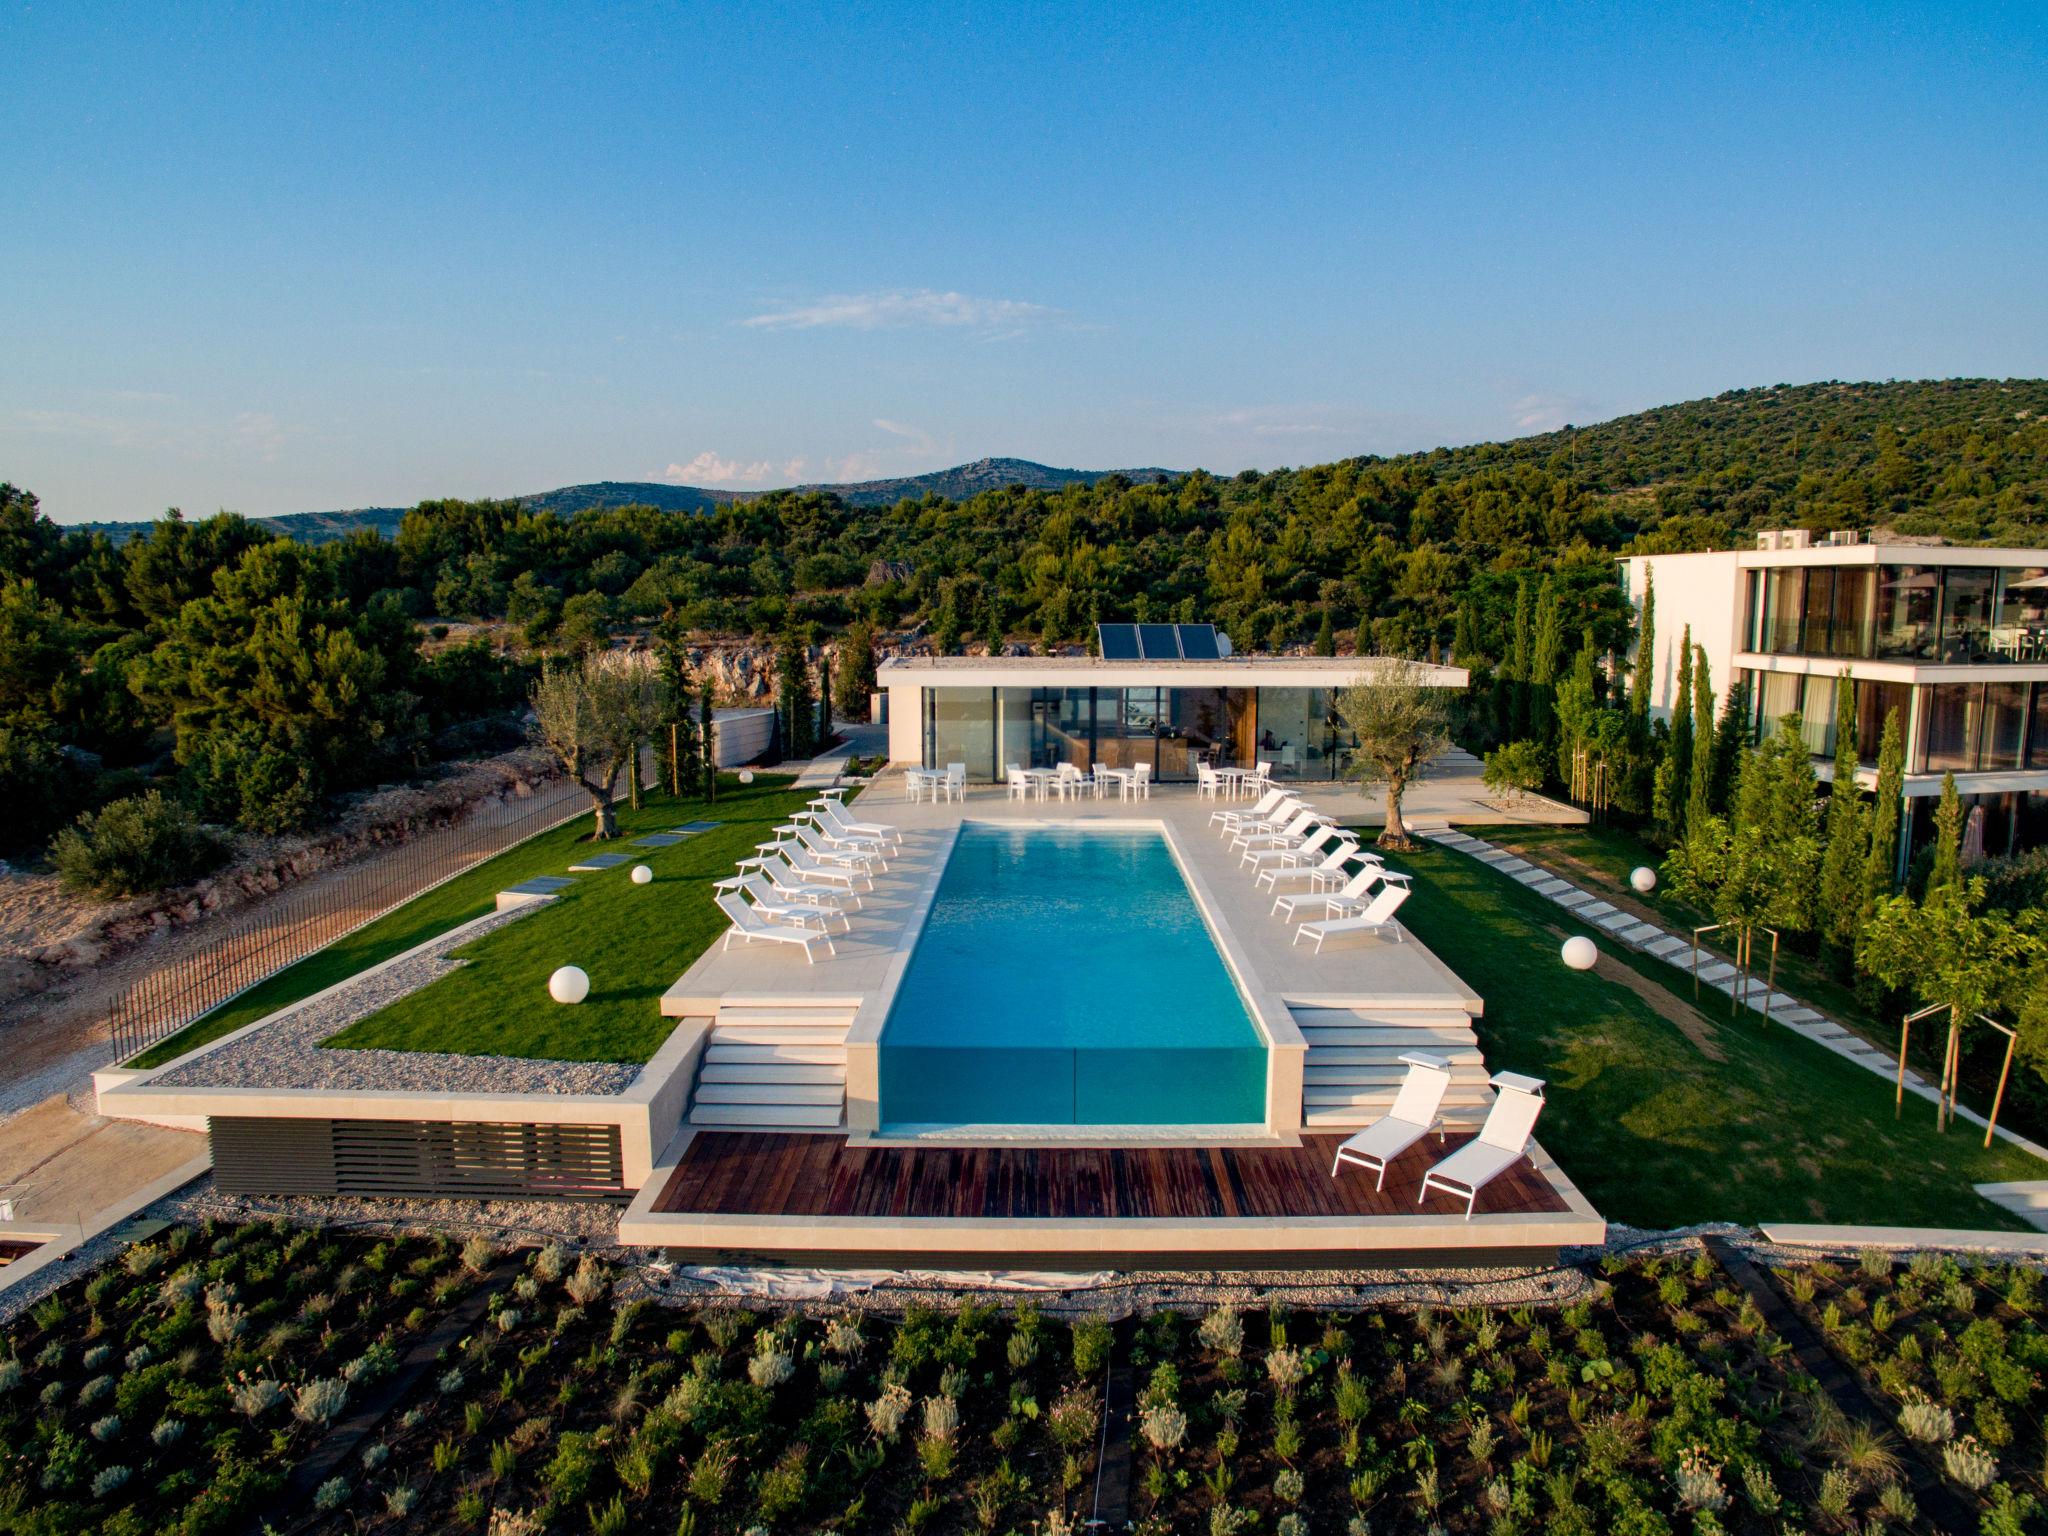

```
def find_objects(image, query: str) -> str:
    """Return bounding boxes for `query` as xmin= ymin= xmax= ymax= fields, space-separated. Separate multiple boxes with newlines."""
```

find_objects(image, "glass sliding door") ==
xmin=1939 ymin=567 xmax=1998 ymax=662
xmin=1094 ymin=688 xmax=1162 ymax=772
xmin=996 ymin=688 xmax=1038 ymax=772
xmin=1853 ymin=679 xmax=1913 ymax=765
xmin=1875 ymin=565 xmax=1941 ymax=658
xmin=924 ymin=688 xmax=995 ymax=779
xmin=1919 ymin=683 xmax=1982 ymax=773
xmin=1981 ymin=681 xmax=2029 ymax=771
xmin=1763 ymin=569 xmax=1806 ymax=654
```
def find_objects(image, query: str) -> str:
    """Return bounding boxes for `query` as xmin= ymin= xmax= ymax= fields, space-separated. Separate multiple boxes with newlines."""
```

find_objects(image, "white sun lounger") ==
xmin=1209 ymin=787 xmax=1293 ymax=834
xmin=791 ymin=815 xmax=890 ymax=867
xmin=746 ymin=850 xmax=863 ymax=909
xmin=783 ymin=822 xmax=886 ymax=871
xmin=1270 ymin=861 xmax=1385 ymax=918
xmin=1241 ymin=819 xmax=1344 ymax=870
xmin=763 ymin=839 xmax=873 ymax=893
xmin=722 ymin=874 xmax=850 ymax=932
xmin=812 ymin=797 xmax=901 ymax=848
xmin=1292 ymin=883 xmax=1411 ymax=951
xmin=1231 ymin=807 xmax=1323 ymax=856
xmin=715 ymin=891 xmax=836 ymax=963
xmin=1330 ymin=1053 xmax=1453 ymax=1185
xmin=1256 ymin=839 xmax=1364 ymax=893
xmin=1418 ymin=1073 xmax=1547 ymax=1218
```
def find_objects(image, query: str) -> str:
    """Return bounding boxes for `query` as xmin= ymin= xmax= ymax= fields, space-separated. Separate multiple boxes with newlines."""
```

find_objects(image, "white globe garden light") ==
xmin=630 ymin=865 xmax=654 ymax=885
xmin=548 ymin=966 xmax=590 ymax=1005
xmin=1630 ymin=866 xmax=1657 ymax=894
xmin=1561 ymin=936 xmax=1598 ymax=972
xmin=738 ymin=769 xmax=755 ymax=784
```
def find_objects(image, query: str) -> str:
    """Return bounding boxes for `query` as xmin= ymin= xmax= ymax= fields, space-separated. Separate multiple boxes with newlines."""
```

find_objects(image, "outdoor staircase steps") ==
xmin=686 ymin=1000 xmax=856 ymax=1130
xmin=1288 ymin=1001 xmax=1493 ymax=1130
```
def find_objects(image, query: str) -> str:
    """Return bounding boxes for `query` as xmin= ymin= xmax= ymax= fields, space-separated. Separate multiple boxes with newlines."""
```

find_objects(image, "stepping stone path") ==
xmin=633 ymin=833 xmax=685 ymax=847
xmin=503 ymin=876 xmax=574 ymax=897
xmin=1417 ymin=824 xmax=2048 ymax=1162
xmin=567 ymin=850 xmax=631 ymax=871
xmin=672 ymin=821 xmax=724 ymax=834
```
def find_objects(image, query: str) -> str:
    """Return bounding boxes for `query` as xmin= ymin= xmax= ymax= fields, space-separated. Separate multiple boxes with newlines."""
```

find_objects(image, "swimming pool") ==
xmin=879 ymin=823 xmax=1267 ymax=1128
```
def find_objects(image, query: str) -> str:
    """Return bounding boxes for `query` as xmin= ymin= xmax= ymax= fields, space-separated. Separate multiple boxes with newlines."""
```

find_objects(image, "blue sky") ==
xmin=5 ymin=2 xmax=2046 ymax=523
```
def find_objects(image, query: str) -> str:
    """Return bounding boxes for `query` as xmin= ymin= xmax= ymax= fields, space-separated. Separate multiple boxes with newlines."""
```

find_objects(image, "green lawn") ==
xmin=1384 ymin=842 xmax=2044 ymax=1230
xmin=132 ymin=776 xmax=808 ymax=1068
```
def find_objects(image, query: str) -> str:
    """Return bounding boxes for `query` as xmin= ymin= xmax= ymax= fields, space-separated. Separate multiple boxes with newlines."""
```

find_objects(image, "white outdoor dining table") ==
xmin=905 ymin=768 xmax=945 ymax=800
xmin=1214 ymin=766 xmax=1255 ymax=798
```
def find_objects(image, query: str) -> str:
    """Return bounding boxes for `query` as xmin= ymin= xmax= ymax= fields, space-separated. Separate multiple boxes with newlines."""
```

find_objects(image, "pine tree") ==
xmin=1817 ymin=671 xmax=1869 ymax=960
xmin=832 ymin=621 xmax=879 ymax=723
xmin=1928 ymin=771 xmax=1964 ymax=900
xmin=1859 ymin=706 xmax=1904 ymax=914
xmin=1313 ymin=609 xmax=1336 ymax=656
xmin=1629 ymin=570 xmax=1655 ymax=721
xmin=1507 ymin=576 xmax=1534 ymax=736
xmin=1452 ymin=597 xmax=1481 ymax=669
xmin=1654 ymin=626 xmax=1694 ymax=837
xmin=1685 ymin=644 xmax=1714 ymax=836
xmin=698 ymin=680 xmax=717 ymax=800
xmin=1529 ymin=577 xmax=1565 ymax=746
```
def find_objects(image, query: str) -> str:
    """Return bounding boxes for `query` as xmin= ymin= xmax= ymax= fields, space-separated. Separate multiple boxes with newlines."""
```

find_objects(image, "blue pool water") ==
xmin=879 ymin=824 xmax=1267 ymax=1127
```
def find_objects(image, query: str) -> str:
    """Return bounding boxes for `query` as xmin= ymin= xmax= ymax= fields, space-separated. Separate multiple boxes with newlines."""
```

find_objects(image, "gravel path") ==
xmin=148 ymin=906 xmax=641 ymax=1096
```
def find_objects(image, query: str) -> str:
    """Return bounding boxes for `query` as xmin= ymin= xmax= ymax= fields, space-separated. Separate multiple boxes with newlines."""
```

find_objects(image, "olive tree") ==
xmin=1334 ymin=658 xmax=1452 ymax=850
xmin=531 ymin=652 xmax=661 ymax=839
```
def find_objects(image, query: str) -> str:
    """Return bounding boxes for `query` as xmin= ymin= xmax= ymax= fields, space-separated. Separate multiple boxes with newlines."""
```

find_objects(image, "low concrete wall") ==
xmin=711 ymin=708 xmax=776 ymax=768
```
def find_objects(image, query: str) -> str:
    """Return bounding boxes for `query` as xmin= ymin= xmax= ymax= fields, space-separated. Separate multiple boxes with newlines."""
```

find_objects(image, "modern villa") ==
xmin=88 ymin=638 xmax=1603 ymax=1272
xmin=1623 ymin=534 xmax=2048 ymax=861
xmin=881 ymin=623 xmax=1468 ymax=782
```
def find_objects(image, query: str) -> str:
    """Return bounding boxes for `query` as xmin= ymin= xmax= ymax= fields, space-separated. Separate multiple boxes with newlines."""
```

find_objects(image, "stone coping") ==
xmin=1759 ymin=1223 xmax=2048 ymax=1256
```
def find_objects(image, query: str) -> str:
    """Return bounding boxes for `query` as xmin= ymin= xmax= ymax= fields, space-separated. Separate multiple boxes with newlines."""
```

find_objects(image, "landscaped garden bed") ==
xmin=0 ymin=1217 xmax=489 ymax=1535
xmin=1767 ymin=1247 xmax=2048 ymax=1533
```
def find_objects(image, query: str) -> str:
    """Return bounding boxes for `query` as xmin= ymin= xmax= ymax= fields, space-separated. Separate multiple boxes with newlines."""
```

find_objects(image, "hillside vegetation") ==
xmin=4 ymin=379 xmax=2044 ymax=856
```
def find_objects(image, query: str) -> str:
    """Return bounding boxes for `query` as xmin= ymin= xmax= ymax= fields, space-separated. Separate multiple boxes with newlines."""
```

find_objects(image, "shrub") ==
xmin=231 ymin=1377 xmax=284 ymax=1418
xmin=51 ymin=791 xmax=226 ymax=898
xmin=313 ymin=1476 xmax=350 ymax=1513
xmin=1198 ymin=1308 xmax=1245 ymax=1358
xmin=1072 ymin=1318 xmax=1113 ymax=1376
xmin=1482 ymin=739 xmax=1548 ymax=805
xmin=1942 ymin=1435 xmax=1997 ymax=1491
xmin=1897 ymin=1389 xmax=1955 ymax=1443
xmin=90 ymin=1464 xmax=131 ymax=1499
xmin=461 ymin=1235 xmax=494 ymax=1274
xmin=1047 ymin=1387 xmax=1099 ymax=1451
xmin=867 ymin=1381 xmax=912 ymax=1441
xmin=564 ymin=1255 xmax=610 ymax=1307
xmin=1139 ymin=1402 xmax=1188 ymax=1453
xmin=1673 ymin=1446 xmax=1726 ymax=1511
xmin=294 ymin=1377 xmax=348 ymax=1424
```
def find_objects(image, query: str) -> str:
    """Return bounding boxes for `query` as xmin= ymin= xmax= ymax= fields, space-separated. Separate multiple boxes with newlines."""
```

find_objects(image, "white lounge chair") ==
xmin=784 ymin=822 xmax=885 ymax=871
xmin=810 ymin=800 xmax=899 ymax=852
xmin=748 ymin=850 xmax=863 ymax=909
xmin=1293 ymin=883 xmax=1411 ymax=951
xmin=739 ymin=853 xmax=860 ymax=912
xmin=798 ymin=808 xmax=889 ymax=861
xmin=812 ymin=797 xmax=901 ymax=847
xmin=1241 ymin=819 xmax=1344 ymax=870
xmin=1209 ymin=787 xmax=1292 ymax=834
xmin=765 ymin=839 xmax=873 ymax=893
xmin=1418 ymin=1074 xmax=1547 ymax=1218
xmin=715 ymin=891 xmax=836 ymax=963
xmin=1256 ymin=837 xmax=1362 ymax=893
xmin=1231 ymin=807 xmax=1323 ymax=857
xmin=719 ymin=875 xmax=849 ymax=932
xmin=1270 ymin=861 xmax=1385 ymax=918
xmin=1330 ymin=1053 xmax=1453 ymax=1186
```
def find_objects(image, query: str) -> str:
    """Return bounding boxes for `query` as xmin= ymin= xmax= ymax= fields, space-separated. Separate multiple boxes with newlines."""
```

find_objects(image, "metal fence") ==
xmin=105 ymin=777 xmax=590 ymax=1067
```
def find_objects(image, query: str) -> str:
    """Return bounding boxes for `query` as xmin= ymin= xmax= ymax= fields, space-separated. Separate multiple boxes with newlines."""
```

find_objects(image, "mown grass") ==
xmin=132 ymin=775 xmax=806 ymax=1068
xmin=1384 ymin=842 xmax=2043 ymax=1230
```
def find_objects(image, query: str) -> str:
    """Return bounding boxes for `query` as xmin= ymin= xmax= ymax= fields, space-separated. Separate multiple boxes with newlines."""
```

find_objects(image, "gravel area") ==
xmin=148 ymin=905 xmax=641 ymax=1096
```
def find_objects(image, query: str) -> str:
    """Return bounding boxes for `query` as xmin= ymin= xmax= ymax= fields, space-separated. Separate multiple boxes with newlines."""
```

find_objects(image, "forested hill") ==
xmin=3 ymin=376 xmax=2044 ymax=852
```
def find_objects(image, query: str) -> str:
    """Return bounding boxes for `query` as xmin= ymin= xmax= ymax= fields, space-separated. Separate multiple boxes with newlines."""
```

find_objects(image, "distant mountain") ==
xmin=71 ymin=457 xmax=1183 ymax=544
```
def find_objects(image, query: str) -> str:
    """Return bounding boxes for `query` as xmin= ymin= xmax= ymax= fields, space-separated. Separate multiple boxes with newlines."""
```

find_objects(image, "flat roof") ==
xmin=1622 ymin=544 xmax=2048 ymax=570
xmin=878 ymin=655 xmax=1469 ymax=687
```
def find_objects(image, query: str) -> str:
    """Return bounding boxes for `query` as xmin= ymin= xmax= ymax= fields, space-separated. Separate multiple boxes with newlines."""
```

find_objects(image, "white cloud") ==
xmin=741 ymin=289 xmax=1056 ymax=336
xmin=661 ymin=452 xmax=810 ymax=487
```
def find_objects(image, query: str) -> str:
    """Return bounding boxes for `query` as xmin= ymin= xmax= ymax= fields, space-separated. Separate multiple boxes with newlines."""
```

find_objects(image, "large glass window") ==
xmin=1253 ymin=689 xmax=1322 ymax=778
xmin=1938 ymin=567 xmax=1998 ymax=662
xmin=2032 ymin=685 xmax=2048 ymax=769
xmin=1754 ymin=672 xmax=1805 ymax=743
xmin=1982 ymin=681 xmax=2029 ymax=771
xmin=925 ymin=688 xmax=996 ymax=779
xmin=1995 ymin=568 xmax=2048 ymax=661
xmin=1827 ymin=568 xmax=1875 ymax=656
xmin=1094 ymin=688 xmax=1162 ymax=772
xmin=1800 ymin=569 xmax=1835 ymax=657
xmin=1920 ymin=683 xmax=1982 ymax=773
xmin=1875 ymin=565 xmax=1941 ymax=659
xmin=1050 ymin=689 xmax=1095 ymax=769
xmin=1853 ymin=679 xmax=1913 ymax=765
xmin=996 ymin=688 xmax=1038 ymax=771
xmin=1762 ymin=569 xmax=1806 ymax=654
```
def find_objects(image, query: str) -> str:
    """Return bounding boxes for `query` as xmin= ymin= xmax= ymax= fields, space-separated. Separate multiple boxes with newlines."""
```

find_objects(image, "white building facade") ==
xmin=1621 ymin=534 xmax=2048 ymax=858
xmin=880 ymin=654 xmax=1467 ymax=783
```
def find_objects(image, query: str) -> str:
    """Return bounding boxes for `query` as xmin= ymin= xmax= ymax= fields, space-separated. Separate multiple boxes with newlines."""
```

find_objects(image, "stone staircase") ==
xmin=686 ymin=999 xmax=854 ymax=1129
xmin=1291 ymin=1002 xmax=1494 ymax=1129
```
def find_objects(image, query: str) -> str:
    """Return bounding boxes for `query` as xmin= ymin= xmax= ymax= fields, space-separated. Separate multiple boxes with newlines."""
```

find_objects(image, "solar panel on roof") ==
xmin=1137 ymin=623 xmax=1182 ymax=659
xmin=1176 ymin=623 xmax=1221 ymax=659
xmin=1096 ymin=623 xmax=1141 ymax=659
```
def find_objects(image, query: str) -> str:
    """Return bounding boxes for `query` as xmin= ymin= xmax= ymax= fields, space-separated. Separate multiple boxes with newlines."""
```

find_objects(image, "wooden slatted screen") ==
xmin=210 ymin=1118 xmax=625 ymax=1200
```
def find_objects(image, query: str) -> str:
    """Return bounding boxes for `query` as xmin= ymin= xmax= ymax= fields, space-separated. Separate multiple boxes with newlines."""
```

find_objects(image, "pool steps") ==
xmin=686 ymin=998 xmax=854 ymax=1129
xmin=1292 ymin=1003 xmax=1494 ymax=1129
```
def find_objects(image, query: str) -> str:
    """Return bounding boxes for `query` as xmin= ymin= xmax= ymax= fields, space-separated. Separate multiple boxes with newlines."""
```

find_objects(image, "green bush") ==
xmin=0 ymin=723 xmax=79 ymax=857
xmin=51 ymin=791 xmax=227 ymax=897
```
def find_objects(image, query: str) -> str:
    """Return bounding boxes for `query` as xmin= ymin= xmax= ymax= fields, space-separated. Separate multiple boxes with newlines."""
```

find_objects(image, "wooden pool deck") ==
xmin=618 ymin=1128 xmax=1604 ymax=1269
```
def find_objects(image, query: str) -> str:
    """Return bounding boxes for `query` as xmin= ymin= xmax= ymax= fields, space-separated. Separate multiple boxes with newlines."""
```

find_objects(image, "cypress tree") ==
xmin=1708 ymin=677 xmax=1749 ymax=815
xmin=1529 ymin=577 xmax=1565 ymax=746
xmin=776 ymin=623 xmax=816 ymax=757
xmin=1629 ymin=570 xmax=1655 ymax=720
xmin=1928 ymin=771 xmax=1964 ymax=899
xmin=1313 ymin=609 xmax=1336 ymax=656
xmin=698 ymin=680 xmax=717 ymax=800
xmin=1507 ymin=576 xmax=1534 ymax=736
xmin=1859 ymin=706 xmax=1904 ymax=914
xmin=1817 ymin=672 xmax=1869 ymax=959
xmin=1685 ymin=644 xmax=1714 ymax=836
xmin=1452 ymin=597 xmax=1481 ymax=669
xmin=1654 ymin=626 xmax=1694 ymax=836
